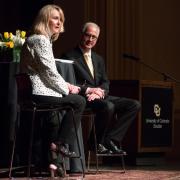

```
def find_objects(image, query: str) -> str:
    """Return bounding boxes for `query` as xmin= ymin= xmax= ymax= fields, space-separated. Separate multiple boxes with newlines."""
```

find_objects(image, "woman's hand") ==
xmin=67 ymin=83 xmax=81 ymax=94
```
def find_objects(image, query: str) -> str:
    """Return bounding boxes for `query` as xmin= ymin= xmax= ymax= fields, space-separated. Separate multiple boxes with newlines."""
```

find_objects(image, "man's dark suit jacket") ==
xmin=61 ymin=46 xmax=110 ymax=97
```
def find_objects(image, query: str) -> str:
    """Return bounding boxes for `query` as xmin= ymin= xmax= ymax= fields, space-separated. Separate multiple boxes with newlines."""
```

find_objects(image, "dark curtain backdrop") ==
xmin=0 ymin=0 xmax=53 ymax=32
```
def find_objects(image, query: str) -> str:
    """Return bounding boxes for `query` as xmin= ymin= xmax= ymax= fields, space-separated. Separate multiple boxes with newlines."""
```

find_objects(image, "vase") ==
xmin=13 ymin=47 xmax=21 ymax=63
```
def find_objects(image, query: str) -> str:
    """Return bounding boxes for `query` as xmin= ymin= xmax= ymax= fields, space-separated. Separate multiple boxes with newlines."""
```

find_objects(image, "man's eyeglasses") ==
xmin=84 ymin=33 xmax=98 ymax=41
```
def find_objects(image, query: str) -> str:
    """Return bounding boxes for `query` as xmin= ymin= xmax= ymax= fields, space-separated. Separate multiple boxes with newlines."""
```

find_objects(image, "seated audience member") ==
xmin=61 ymin=22 xmax=141 ymax=154
xmin=20 ymin=4 xmax=86 ymax=177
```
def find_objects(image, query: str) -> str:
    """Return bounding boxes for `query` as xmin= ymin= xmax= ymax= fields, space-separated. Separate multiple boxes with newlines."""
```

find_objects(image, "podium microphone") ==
xmin=122 ymin=53 xmax=180 ymax=83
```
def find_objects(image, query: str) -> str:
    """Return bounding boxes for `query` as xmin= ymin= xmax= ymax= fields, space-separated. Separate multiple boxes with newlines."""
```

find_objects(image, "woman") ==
xmin=20 ymin=4 xmax=86 ymax=177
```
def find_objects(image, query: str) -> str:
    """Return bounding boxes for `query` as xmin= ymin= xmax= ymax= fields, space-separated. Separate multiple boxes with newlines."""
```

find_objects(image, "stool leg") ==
xmin=70 ymin=108 xmax=85 ymax=177
xmin=57 ymin=111 xmax=67 ymax=177
xmin=121 ymin=155 xmax=126 ymax=173
xmin=9 ymin=134 xmax=16 ymax=178
xmin=92 ymin=120 xmax=99 ymax=173
xmin=27 ymin=108 xmax=36 ymax=177
xmin=86 ymin=113 xmax=99 ymax=173
xmin=9 ymin=106 xmax=20 ymax=178
xmin=87 ymin=150 xmax=91 ymax=172
xmin=9 ymin=127 xmax=17 ymax=178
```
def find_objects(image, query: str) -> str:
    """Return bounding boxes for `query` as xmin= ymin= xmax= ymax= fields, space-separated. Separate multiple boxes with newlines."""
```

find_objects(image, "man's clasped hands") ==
xmin=67 ymin=83 xmax=104 ymax=101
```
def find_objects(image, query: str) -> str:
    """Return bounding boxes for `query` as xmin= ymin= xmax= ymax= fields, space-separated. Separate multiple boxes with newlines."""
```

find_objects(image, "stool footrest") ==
xmin=96 ymin=153 xmax=127 ymax=157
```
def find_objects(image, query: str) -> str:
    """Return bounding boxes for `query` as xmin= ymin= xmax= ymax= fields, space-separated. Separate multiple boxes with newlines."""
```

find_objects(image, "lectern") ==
xmin=109 ymin=80 xmax=174 ymax=153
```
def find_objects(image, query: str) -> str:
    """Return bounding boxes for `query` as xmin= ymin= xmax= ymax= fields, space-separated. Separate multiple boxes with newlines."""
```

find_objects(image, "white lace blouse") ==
xmin=20 ymin=34 xmax=69 ymax=97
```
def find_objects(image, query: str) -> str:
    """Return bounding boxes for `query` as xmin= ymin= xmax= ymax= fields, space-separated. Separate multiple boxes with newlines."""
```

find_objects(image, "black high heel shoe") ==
xmin=51 ymin=142 xmax=77 ymax=158
xmin=49 ymin=148 xmax=65 ymax=178
xmin=49 ymin=163 xmax=65 ymax=178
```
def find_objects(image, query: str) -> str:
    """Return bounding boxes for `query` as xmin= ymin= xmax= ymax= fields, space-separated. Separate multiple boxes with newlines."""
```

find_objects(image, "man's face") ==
xmin=81 ymin=25 xmax=99 ymax=51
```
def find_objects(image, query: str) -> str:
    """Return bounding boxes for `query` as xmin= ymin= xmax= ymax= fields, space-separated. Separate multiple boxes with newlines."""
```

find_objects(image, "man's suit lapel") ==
xmin=76 ymin=55 xmax=94 ymax=84
xmin=80 ymin=52 xmax=95 ymax=82
xmin=75 ymin=47 xmax=96 ymax=84
xmin=75 ymin=47 xmax=90 ymax=75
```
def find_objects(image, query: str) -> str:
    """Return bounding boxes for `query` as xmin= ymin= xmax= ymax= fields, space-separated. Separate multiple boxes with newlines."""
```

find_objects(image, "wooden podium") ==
xmin=109 ymin=80 xmax=174 ymax=154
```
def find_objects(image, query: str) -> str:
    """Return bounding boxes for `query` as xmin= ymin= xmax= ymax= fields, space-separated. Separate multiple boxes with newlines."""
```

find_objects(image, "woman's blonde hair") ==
xmin=32 ymin=4 xmax=65 ymax=41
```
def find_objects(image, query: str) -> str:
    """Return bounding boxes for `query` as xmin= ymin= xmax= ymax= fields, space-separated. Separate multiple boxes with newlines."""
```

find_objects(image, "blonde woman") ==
xmin=20 ymin=4 xmax=86 ymax=177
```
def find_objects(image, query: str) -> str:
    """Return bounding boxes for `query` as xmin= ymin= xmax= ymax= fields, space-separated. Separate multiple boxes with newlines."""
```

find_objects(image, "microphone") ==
xmin=122 ymin=53 xmax=180 ymax=83
xmin=122 ymin=53 xmax=140 ymax=61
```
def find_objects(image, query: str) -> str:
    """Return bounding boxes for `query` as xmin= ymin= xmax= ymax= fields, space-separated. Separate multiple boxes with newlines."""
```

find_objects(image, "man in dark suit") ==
xmin=61 ymin=22 xmax=141 ymax=154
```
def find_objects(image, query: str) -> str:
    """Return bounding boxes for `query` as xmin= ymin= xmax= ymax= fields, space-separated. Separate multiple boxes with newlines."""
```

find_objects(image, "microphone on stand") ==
xmin=122 ymin=53 xmax=140 ymax=61
xmin=122 ymin=53 xmax=180 ymax=83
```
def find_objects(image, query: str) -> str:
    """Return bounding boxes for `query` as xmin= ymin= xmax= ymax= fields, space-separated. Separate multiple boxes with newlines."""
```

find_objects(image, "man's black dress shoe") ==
xmin=97 ymin=144 xmax=111 ymax=154
xmin=105 ymin=140 xmax=127 ymax=154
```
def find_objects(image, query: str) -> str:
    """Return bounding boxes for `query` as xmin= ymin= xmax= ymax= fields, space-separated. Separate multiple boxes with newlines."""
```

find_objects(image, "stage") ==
xmin=1 ymin=162 xmax=180 ymax=180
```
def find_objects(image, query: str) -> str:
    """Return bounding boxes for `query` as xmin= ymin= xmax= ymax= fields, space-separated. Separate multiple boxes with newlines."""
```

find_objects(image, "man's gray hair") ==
xmin=82 ymin=22 xmax=100 ymax=33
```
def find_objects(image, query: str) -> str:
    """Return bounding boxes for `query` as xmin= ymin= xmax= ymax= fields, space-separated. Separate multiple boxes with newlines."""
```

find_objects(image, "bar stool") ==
xmin=9 ymin=73 xmax=85 ymax=178
xmin=83 ymin=108 xmax=126 ymax=173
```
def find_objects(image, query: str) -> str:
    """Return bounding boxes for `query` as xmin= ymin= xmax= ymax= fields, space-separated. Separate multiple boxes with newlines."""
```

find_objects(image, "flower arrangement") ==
xmin=0 ymin=30 xmax=26 ymax=62
xmin=0 ymin=30 xmax=26 ymax=49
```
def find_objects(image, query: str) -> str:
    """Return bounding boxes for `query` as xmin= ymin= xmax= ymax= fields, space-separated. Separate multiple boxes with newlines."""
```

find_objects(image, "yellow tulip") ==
xmin=9 ymin=41 xmax=14 ymax=48
xmin=4 ymin=32 xmax=9 ymax=39
xmin=6 ymin=41 xmax=14 ymax=48
xmin=9 ymin=32 xmax=13 ymax=40
xmin=20 ymin=31 xmax=26 ymax=38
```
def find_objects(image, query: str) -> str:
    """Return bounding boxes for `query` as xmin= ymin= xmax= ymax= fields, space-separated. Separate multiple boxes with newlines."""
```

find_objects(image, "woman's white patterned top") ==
xmin=20 ymin=34 xmax=69 ymax=97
